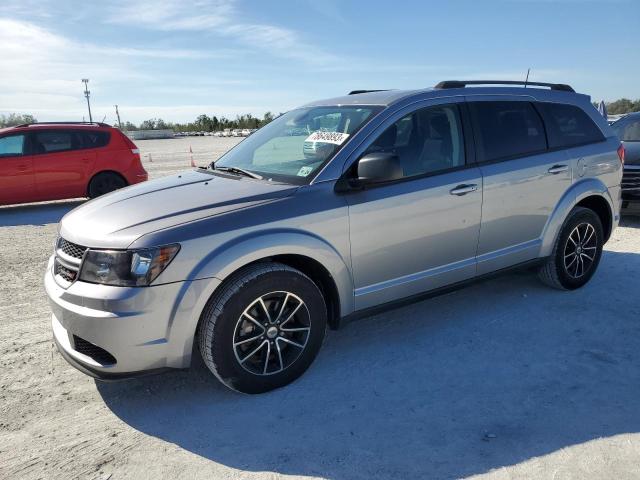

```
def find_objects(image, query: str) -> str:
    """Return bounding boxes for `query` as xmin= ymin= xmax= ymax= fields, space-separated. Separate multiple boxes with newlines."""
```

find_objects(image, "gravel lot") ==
xmin=1 ymin=137 xmax=639 ymax=480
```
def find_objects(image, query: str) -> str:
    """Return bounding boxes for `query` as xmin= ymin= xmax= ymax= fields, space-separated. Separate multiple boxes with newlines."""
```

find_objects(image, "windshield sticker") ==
xmin=305 ymin=131 xmax=350 ymax=145
xmin=297 ymin=166 xmax=314 ymax=177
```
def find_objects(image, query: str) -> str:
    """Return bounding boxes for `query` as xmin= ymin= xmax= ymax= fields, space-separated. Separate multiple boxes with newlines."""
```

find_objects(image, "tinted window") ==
xmin=78 ymin=130 xmax=110 ymax=148
xmin=612 ymin=116 xmax=640 ymax=142
xmin=364 ymin=104 xmax=465 ymax=178
xmin=33 ymin=130 xmax=83 ymax=154
xmin=539 ymin=102 xmax=605 ymax=148
xmin=469 ymin=101 xmax=547 ymax=162
xmin=0 ymin=134 xmax=25 ymax=157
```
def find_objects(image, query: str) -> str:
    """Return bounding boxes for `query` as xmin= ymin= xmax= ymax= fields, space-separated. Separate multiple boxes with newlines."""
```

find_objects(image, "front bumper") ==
xmin=45 ymin=256 xmax=220 ymax=379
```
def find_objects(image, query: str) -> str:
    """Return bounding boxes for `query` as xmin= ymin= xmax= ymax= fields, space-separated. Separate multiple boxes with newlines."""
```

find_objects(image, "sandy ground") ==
xmin=1 ymin=137 xmax=640 ymax=480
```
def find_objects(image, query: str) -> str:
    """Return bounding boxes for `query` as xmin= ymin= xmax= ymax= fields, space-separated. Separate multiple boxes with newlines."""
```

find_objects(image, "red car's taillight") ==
xmin=617 ymin=144 xmax=625 ymax=165
xmin=120 ymin=131 xmax=140 ymax=155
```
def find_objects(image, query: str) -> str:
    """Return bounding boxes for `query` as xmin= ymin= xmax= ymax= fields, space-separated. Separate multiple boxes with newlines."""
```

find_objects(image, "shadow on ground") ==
xmin=0 ymin=200 xmax=84 ymax=227
xmin=97 ymin=250 xmax=640 ymax=479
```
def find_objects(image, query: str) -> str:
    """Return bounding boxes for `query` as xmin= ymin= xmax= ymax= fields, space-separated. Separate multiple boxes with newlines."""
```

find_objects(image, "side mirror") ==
xmin=356 ymin=152 xmax=403 ymax=185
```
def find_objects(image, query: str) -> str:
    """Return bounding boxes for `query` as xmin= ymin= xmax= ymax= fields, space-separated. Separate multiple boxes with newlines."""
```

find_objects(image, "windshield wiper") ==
xmin=214 ymin=165 xmax=263 ymax=180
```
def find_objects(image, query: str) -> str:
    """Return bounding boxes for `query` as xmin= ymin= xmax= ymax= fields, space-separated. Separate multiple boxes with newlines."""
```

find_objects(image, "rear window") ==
xmin=469 ymin=101 xmax=547 ymax=162
xmin=538 ymin=102 xmax=605 ymax=149
xmin=612 ymin=116 xmax=640 ymax=142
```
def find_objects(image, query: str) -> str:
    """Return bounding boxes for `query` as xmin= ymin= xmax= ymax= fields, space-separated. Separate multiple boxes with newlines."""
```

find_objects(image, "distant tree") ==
xmin=122 ymin=121 xmax=138 ymax=131
xmin=0 ymin=113 xmax=37 ymax=127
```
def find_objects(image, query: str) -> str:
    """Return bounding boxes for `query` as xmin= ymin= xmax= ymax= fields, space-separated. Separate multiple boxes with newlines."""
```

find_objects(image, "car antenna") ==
xmin=524 ymin=68 xmax=531 ymax=88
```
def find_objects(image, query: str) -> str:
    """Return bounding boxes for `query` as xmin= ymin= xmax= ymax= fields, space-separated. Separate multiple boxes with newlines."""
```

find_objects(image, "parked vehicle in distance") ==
xmin=0 ymin=122 xmax=147 ymax=206
xmin=241 ymin=129 xmax=251 ymax=137
xmin=611 ymin=112 xmax=640 ymax=210
xmin=46 ymin=81 xmax=622 ymax=394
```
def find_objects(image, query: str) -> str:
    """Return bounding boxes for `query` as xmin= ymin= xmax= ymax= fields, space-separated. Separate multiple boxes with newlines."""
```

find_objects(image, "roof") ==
xmin=303 ymin=81 xmax=587 ymax=108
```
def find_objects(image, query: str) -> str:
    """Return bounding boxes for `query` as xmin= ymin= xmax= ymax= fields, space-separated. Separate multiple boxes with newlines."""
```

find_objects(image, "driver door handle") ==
xmin=547 ymin=164 xmax=569 ymax=174
xmin=449 ymin=184 xmax=478 ymax=196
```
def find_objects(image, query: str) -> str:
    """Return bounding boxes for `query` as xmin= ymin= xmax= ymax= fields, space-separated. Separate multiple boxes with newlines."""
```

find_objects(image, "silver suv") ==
xmin=45 ymin=80 xmax=623 ymax=393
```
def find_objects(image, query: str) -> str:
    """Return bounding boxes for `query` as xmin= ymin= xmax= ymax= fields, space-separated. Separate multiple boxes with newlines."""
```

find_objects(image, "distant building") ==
xmin=125 ymin=129 xmax=174 ymax=140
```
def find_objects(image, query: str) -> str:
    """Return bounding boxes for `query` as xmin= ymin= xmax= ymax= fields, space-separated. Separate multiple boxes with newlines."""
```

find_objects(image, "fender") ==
xmin=189 ymin=228 xmax=355 ymax=317
xmin=540 ymin=177 xmax=614 ymax=257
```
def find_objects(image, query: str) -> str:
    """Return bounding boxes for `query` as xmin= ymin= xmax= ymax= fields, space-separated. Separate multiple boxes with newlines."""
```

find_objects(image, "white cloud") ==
xmin=106 ymin=0 xmax=340 ymax=65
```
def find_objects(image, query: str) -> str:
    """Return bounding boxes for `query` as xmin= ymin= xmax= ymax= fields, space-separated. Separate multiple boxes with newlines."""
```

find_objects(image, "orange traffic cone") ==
xmin=189 ymin=145 xmax=196 ymax=167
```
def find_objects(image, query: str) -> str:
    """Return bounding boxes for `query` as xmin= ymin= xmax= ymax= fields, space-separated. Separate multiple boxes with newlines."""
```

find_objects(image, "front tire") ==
xmin=538 ymin=207 xmax=604 ymax=290
xmin=198 ymin=263 xmax=327 ymax=394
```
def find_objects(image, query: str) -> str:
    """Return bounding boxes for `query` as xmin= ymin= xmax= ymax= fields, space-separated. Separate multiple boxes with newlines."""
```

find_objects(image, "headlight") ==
xmin=78 ymin=244 xmax=180 ymax=286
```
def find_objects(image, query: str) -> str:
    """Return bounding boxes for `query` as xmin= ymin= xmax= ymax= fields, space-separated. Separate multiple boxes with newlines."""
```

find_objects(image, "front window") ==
xmin=0 ymin=134 xmax=25 ymax=157
xmin=213 ymin=105 xmax=381 ymax=183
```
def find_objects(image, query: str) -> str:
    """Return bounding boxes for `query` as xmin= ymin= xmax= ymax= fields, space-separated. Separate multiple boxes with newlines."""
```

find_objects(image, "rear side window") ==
xmin=469 ymin=101 xmax=547 ymax=162
xmin=538 ymin=102 xmax=605 ymax=148
xmin=0 ymin=134 xmax=25 ymax=157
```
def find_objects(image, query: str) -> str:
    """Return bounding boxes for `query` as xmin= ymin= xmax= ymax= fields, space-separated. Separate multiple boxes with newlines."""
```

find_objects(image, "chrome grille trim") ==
xmin=54 ymin=237 xmax=88 ymax=288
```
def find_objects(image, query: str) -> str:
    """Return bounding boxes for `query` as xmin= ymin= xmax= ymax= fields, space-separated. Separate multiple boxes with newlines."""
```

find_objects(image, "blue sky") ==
xmin=0 ymin=0 xmax=637 ymax=124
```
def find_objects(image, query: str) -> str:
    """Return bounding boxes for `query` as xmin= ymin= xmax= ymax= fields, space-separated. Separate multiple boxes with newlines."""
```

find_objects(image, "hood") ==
xmin=59 ymin=170 xmax=297 ymax=248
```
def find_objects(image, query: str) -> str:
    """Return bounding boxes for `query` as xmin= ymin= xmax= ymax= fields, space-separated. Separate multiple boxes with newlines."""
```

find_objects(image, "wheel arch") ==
xmin=86 ymin=170 xmax=128 ymax=196
xmin=540 ymin=178 xmax=616 ymax=257
xmin=190 ymin=230 xmax=354 ymax=326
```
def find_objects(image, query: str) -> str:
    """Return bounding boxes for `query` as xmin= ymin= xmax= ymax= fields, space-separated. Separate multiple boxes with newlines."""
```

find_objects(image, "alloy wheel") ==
xmin=563 ymin=222 xmax=597 ymax=279
xmin=232 ymin=291 xmax=311 ymax=376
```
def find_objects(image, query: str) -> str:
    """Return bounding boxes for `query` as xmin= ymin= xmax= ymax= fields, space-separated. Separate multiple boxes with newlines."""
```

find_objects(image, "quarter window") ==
xmin=0 ymin=134 xmax=25 ymax=157
xmin=469 ymin=101 xmax=547 ymax=162
xmin=364 ymin=104 xmax=465 ymax=178
xmin=538 ymin=102 xmax=605 ymax=148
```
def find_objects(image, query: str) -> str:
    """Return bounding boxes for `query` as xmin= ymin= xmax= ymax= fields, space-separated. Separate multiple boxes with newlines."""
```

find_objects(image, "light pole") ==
xmin=114 ymin=105 xmax=122 ymax=129
xmin=82 ymin=79 xmax=93 ymax=123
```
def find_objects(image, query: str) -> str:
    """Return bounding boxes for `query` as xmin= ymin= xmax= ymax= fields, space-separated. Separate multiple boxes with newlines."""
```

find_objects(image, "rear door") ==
xmin=467 ymin=98 xmax=572 ymax=275
xmin=30 ymin=129 xmax=97 ymax=201
xmin=0 ymin=133 xmax=37 ymax=205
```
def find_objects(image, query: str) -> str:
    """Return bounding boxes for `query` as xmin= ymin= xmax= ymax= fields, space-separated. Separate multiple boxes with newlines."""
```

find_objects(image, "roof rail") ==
xmin=14 ymin=121 xmax=111 ymax=128
xmin=348 ymin=89 xmax=389 ymax=95
xmin=435 ymin=80 xmax=575 ymax=93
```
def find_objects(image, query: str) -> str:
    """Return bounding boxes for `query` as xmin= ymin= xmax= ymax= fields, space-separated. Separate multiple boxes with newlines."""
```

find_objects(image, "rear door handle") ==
xmin=450 ymin=184 xmax=478 ymax=196
xmin=547 ymin=164 xmax=569 ymax=174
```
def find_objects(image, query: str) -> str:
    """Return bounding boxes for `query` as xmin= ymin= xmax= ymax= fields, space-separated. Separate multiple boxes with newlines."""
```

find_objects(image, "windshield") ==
xmin=213 ymin=105 xmax=382 ymax=183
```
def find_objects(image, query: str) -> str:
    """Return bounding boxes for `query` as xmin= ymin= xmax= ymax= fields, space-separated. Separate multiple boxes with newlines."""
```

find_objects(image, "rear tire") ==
xmin=538 ymin=207 xmax=604 ymax=290
xmin=88 ymin=172 xmax=127 ymax=199
xmin=198 ymin=263 xmax=327 ymax=394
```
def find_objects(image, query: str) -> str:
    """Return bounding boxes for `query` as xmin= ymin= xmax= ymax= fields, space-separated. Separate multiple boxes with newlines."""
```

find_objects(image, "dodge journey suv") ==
xmin=45 ymin=80 xmax=623 ymax=393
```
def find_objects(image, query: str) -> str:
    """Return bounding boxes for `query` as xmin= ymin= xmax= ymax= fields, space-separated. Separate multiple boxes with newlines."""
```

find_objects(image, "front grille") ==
xmin=72 ymin=335 xmax=117 ymax=365
xmin=54 ymin=260 xmax=77 ymax=282
xmin=54 ymin=237 xmax=87 ymax=287
xmin=58 ymin=238 xmax=87 ymax=260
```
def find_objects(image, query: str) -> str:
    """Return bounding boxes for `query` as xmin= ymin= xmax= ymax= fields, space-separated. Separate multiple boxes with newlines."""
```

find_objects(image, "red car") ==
xmin=0 ymin=122 xmax=148 ymax=206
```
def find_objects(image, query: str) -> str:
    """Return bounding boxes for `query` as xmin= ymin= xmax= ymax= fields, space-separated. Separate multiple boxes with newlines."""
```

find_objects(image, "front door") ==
xmin=0 ymin=133 xmax=36 ymax=205
xmin=345 ymin=102 xmax=483 ymax=310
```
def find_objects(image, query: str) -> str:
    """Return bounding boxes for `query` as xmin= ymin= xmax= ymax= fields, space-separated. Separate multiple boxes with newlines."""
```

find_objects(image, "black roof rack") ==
xmin=348 ymin=89 xmax=389 ymax=95
xmin=435 ymin=80 xmax=575 ymax=93
xmin=14 ymin=121 xmax=111 ymax=128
